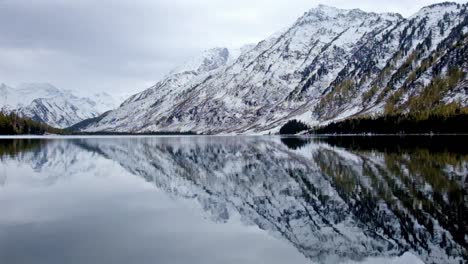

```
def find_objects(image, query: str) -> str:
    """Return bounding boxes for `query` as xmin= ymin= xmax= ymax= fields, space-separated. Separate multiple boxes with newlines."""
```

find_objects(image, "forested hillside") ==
xmin=311 ymin=110 xmax=468 ymax=134
xmin=0 ymin=112 xmax=63 ymax=135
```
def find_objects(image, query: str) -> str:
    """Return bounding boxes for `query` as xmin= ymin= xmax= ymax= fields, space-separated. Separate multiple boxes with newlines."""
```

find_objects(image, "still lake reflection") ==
xmin=0 ymin=136 xmax=466 ymax=264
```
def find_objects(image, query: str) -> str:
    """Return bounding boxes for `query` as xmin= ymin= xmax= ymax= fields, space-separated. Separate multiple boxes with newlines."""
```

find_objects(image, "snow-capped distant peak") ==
xmin=0 ymin=83 xmax=64 ymax=108
xmin=226 ymin=44 xmax=257 ymax=64
xmin=0 ymin=83 xmax=125 ymax=128
xmin=423 ymin=1 xmax=460 ymax=10
xmin=169 ymin=47 xmax=231 ymax=76
xmin=315 ymin=4 xmax=342 ymax=12
xmin=16 ymin=82 xmax=62 ymax=94
xmin=91 ymin=92 xmax=126 ymax=112
xmin=410 ymin=1 xmax=460 ymax=19
xmin=305 ymin=4 xmax=359 ymax=18
xmin=304 ymin=4 xmax=403 ymax=21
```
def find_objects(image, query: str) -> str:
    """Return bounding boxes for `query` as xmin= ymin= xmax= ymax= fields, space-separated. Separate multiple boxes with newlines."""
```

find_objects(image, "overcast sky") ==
xmin=0 ymin=0 xmax=465 ymax=96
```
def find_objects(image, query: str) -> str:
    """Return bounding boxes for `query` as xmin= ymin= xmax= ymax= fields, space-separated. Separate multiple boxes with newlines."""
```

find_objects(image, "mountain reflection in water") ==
xmin=0 ymin=136 xmax=466 ymax=264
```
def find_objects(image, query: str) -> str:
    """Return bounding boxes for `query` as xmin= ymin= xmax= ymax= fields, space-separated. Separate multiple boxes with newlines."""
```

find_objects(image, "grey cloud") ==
xmin=0 ymin=0 xmax=465 ymax=94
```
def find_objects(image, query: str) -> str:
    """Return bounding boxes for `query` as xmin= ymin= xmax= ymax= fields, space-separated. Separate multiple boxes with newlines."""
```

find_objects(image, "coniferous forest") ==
xmin=312 ymin=111 xmax=468 ymax=134
xmin=0 ymin=112 xmax=63 ymax=135
xmin=279 ymin=120 xmax=311 ymax=135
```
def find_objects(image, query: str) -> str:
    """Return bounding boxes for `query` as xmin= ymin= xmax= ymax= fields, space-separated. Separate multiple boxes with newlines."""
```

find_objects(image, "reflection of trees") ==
xmin=316 ymin=135 xmax=468 ymax=155
xmin=314 ymin=145 xmax=467 ymax=262
xmin=280 ymin=137 xmax=311 ymax=150
xmin=0 ymin=139 xmax=45 ymax=159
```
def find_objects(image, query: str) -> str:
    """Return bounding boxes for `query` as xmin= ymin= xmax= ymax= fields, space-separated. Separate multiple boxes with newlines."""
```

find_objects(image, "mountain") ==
xmin=73 ymin=47 xmax=250 ymax=132
xmin=78 ymin=3 xmax=468 ymax=134
xmin=0 ymin=83 xmax=123 ymax=128
xmin=0 ymin=83 xmax=64 ymax=111
xmin=90 ymin=92 xmax=127 ymax=113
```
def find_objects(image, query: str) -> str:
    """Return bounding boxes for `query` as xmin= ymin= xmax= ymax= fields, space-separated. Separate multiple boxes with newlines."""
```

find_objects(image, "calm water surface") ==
xmin=0 ymin=136 xmax=466 ymax=264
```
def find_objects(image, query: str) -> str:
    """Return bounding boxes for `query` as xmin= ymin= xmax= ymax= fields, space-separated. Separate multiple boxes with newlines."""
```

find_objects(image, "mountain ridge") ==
xmin=73 ymin=2 xmax=468 ymax=134
xmin=0 ymin=83 xmax=124 ymax=128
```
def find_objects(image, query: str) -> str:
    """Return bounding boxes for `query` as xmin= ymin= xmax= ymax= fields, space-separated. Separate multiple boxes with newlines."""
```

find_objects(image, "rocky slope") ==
xmin=79 ymin=3 xmax=468 ymax=134
xmin=72 ymin=47 xmax=249 ymax=132
xmin=0 ymin=83 xmax=123 ymax=128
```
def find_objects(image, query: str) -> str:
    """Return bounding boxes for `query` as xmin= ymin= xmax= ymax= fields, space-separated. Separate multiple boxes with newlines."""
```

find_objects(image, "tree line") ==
xmin=279 ymin=120 xmax=311 ymax=135
xmin=311 ymin=110 xmax=468 ymax=134
xmin=0 ymin=112 xmax=64 ymax=135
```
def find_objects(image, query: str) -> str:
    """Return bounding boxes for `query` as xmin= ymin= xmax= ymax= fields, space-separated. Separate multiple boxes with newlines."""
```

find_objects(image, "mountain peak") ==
xmin=15 ymin=82 xmax=62 ymax=96
xmin=305 ymin=4 xmax=404 ymax=21
xmin=316 ymin=4 xmax=340 ymax=11
xmin=78 ymin=2 xmax=467 ymax=135
xmin=306 ymin=4 xmax=348 ymax=17
xmin=17 ymin=82 xmax=57 ymax=90
xmin=169 ymin=47 xmax=231 ymax=76
xmin=310 ymin=4 xmax=367 ymax=15
xmin=424 ymin=1 xmax=460 ymax=9
xmin=410 ymin=1 xmax=462 ymax=19
xmin=0 ymin=82 xmax=124 ymax=128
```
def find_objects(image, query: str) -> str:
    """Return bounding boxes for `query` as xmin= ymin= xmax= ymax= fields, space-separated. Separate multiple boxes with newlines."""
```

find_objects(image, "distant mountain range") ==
xmin=0 ymin=83 xmax=124 ymax=128
xmin=73 ymin=2 xmax=467 ymax=134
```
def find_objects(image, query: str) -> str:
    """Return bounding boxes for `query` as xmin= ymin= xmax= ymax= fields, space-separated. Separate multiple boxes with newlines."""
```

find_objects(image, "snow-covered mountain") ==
xmin=78 ymin=3 xmax=468 ymax=134
xmin=70 ymin=47 xmax=250 ymax=131
xmin=0 ymin=83 xmax=65 ymax=111
xmin=0 ymin=83 xmax=123 ymax=128
xmin=90 ymin=92 xmax=127 ymax=113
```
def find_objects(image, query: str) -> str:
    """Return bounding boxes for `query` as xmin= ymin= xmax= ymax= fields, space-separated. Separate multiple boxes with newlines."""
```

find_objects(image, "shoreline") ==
xmin=1 ymin=133 xmax=468 ymax=139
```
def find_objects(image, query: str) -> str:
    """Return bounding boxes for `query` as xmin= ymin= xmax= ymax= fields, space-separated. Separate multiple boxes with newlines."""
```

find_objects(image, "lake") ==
xmin=0 ymin=136 xmax=466 ymax=264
